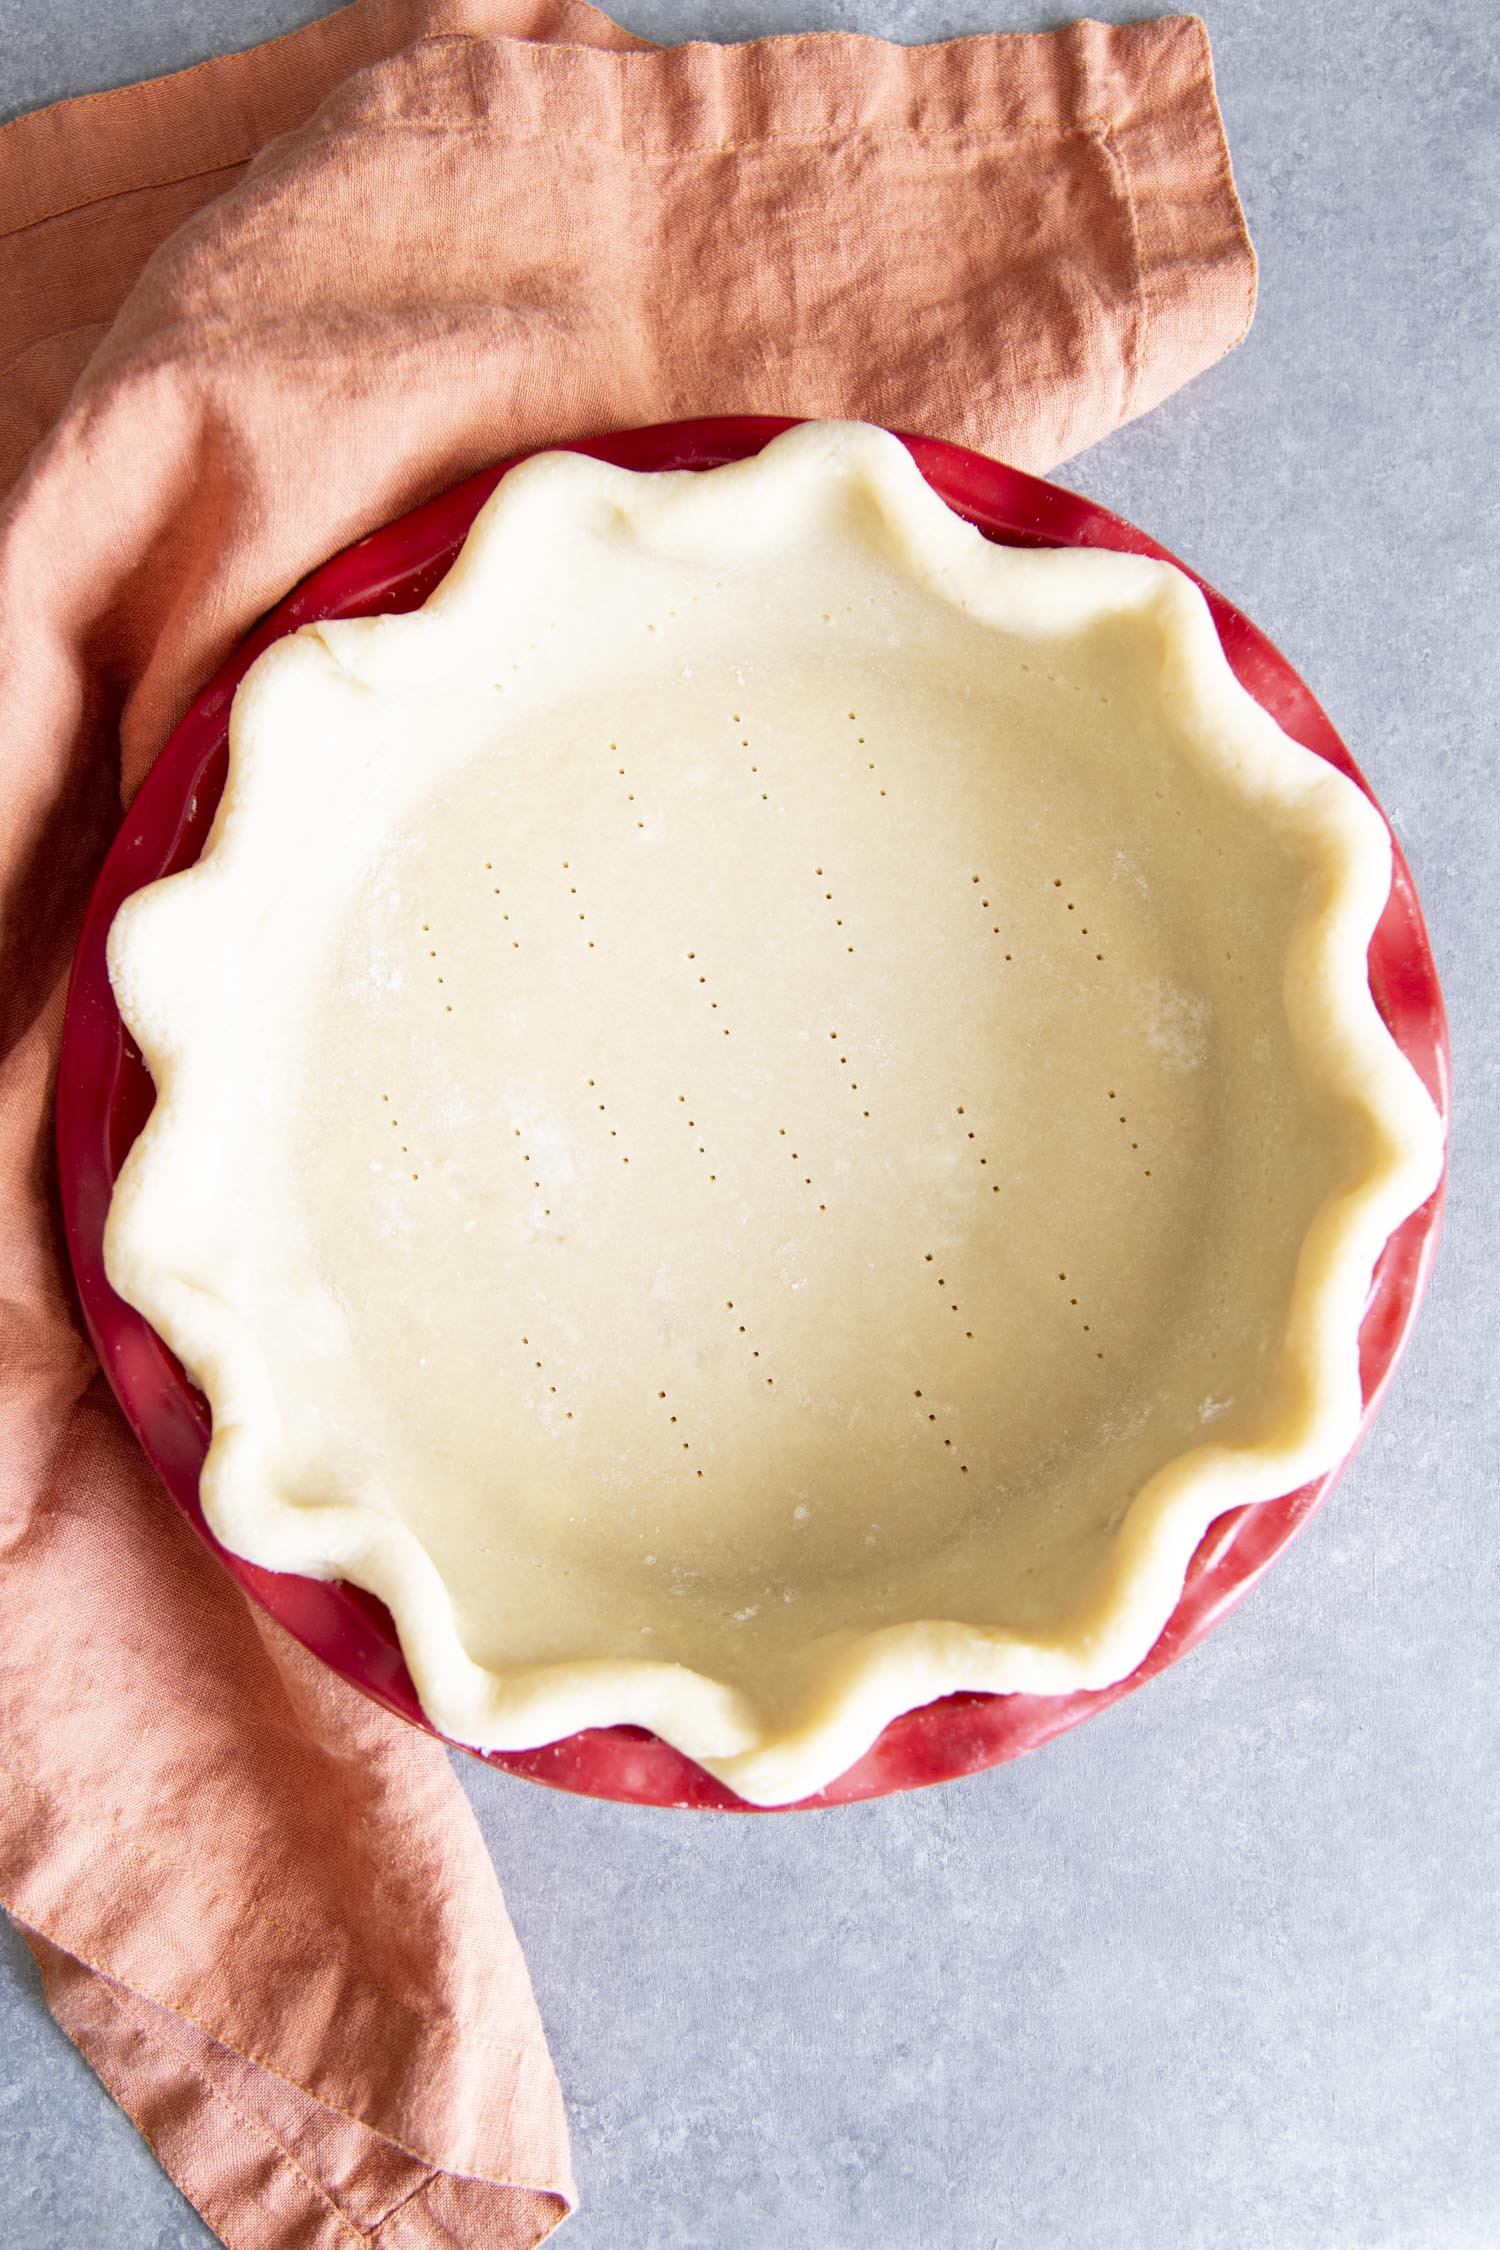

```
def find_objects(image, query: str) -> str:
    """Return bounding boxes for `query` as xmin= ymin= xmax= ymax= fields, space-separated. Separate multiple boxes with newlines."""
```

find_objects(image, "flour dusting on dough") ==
xmin=1137 ymin=978 xmax=1213 ymax=1072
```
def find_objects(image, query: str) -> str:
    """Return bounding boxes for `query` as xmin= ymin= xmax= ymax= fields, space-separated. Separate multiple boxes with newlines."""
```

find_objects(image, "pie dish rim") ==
xmin=57 ymin=415 xmax=1450 ymax=1810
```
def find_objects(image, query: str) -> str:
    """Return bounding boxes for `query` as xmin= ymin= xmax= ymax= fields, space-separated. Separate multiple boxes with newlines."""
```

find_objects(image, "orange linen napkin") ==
xmin=0 ymin=3 xmax=1254 ymax=2241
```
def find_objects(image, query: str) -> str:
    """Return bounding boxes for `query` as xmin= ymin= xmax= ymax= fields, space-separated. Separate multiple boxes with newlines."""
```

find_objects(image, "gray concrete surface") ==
xmin=2 ymin=3 xmax=1496 ymax=2245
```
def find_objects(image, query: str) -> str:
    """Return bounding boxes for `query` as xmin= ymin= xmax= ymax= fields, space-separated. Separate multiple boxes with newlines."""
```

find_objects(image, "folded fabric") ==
xmin=0 ymin=3 xmax=1254 ymax=2242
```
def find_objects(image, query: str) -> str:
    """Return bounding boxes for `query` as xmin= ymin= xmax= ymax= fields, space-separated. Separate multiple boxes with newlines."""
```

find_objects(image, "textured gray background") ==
xmin=2 ymin=3 xmax=1496 ymax=2246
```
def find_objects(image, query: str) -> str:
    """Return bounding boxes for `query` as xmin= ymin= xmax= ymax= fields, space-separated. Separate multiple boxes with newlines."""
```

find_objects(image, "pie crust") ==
xmin=105 ymin=422 xmax=1444 ymax=1804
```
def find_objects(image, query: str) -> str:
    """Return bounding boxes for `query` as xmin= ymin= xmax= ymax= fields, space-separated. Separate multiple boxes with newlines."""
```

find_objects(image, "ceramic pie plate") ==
xmin=58 ymin=417 xmax=1449 ymax=1810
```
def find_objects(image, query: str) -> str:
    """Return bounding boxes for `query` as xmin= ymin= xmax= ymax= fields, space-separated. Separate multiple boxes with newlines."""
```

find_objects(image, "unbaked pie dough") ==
xmin=106 ymin=422 xmax=1444 ymax=1803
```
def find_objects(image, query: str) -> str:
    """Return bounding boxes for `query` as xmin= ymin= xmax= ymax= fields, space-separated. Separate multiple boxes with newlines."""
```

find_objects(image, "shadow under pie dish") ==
xmin=80 ymin=420 xmax=1444 ymax=1807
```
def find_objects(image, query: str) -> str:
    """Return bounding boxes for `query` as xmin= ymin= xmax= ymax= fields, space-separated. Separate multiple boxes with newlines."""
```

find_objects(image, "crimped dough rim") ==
xmin=105 ymin=424 xmax=1444 ymax=1804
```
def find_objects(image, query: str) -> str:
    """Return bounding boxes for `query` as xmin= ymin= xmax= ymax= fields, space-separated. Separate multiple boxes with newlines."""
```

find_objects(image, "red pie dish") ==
xmin=57 ymin=417 xmax=1450 ymax=1810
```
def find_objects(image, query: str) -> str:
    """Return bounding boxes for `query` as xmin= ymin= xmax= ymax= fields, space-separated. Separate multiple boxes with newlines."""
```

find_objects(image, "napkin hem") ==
xmin=0 ymin=1 xmax=649 ymax=238
xmin=21 ymin=1918 xmax=572 ymax=2247
xmin=1110 ymin=13 xmax=1257 ymax=420
xmin=12 ymin=1915 xmax=574 ymax=2242
xmin=0 ymin=1721 xmax=575 ymax=2196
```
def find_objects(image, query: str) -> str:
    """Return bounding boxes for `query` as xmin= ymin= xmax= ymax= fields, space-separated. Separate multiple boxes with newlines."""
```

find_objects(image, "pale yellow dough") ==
xmin=105 ymin=423 xmax=1443 ymax=1803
